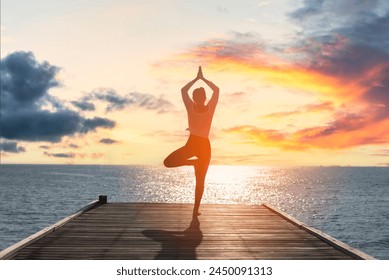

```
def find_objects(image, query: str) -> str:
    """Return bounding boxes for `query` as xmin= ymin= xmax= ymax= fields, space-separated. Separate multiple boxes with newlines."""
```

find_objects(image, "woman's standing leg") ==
xmin=192 ymin=139 xmax=211 ymax=217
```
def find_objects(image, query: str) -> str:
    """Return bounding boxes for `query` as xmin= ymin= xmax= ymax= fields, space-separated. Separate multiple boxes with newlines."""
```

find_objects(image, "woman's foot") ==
xmin=192 ymin=212 xmax=201 ymax=219
xmin=192 ymin=211 xmax=201 ymax=218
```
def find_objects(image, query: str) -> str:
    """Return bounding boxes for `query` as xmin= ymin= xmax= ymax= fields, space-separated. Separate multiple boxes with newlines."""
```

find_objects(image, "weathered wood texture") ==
xmin=8 ymin=203 xmax=360 ymax=260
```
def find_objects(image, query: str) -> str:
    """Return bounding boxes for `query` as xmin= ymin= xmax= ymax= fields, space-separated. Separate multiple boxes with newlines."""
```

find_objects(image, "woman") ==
xmin=164 ymin=66 xmax=219 ymax=218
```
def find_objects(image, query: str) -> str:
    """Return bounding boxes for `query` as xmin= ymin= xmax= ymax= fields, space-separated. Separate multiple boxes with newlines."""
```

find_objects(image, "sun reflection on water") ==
xmin=117 ymin=165 xmax=297 ymax=206
xmin=205 ymin=165 xmax=271 ymax=204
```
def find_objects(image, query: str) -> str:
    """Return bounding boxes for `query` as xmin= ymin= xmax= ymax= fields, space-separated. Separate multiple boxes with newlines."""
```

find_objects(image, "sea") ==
xmin=0 ymin=164 xmax=388 ymax=259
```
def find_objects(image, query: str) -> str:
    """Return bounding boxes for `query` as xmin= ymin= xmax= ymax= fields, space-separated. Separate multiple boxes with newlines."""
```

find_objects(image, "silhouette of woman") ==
xmin=164 ymin=66 xmax=219 ymax=218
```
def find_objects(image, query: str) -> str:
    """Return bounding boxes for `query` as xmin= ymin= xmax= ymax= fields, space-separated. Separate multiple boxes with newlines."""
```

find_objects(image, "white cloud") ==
xmin=257 ymin=1 xmax=270 ymax=7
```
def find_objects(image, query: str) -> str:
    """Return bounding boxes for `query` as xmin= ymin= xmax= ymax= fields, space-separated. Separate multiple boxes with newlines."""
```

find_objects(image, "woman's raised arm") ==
xmin=181 ymin=76 xmax=199 ymax=108
xmin=199 ymin=67 xmax=219 ymax=106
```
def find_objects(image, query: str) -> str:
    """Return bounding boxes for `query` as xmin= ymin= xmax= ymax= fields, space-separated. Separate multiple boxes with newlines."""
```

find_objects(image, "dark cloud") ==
xmin=308 ymin=41 xmax=389 ymax=78
xmin=128 ymin=92 xmax=173 ymax=113
xmin=289 ymin=0 xmax=389 ymax=53
xmin=3 ymin=109 xmax=79 ymax=142
xmin=302 ymin=112 xmax=367 ymax=138
xmin=338 ymin=14 xmax=389 ymax=52
xmin=1 ymin=51 xmax=60 ymax=110
xmin=43 ymin=151 xmax=106 ymax=159
xmin=39 ymin=145 xmax=51 ymax=150
xmin=69 ymin=143 xmax=79 ymax=149
xmin=44 ymin=151 xmax=75 ymax=158
xmin=290 ymin=0 xmax=388 ymax=36
xmin=99 ymin=138 xmax=117 ymax=144
xmin=288 ymin=0 xmax=389 ymax=79
xmin=363 ymin=65 xmax=389 ymax=112
xmin=0 ymin=51 xmax=115 ymax=143
xmin=290 ymin=0 xmax=325 ymax=20
xmin=79 ymin=117 xmax=115 ymax=134
xmin=71 ymin=100 xmax=95 ymax=111
xmin=229 ymin=31 xmax=258 ymax=40
xmin=0 ymin=140 xmax=26 ymax=153
xmin=84 ymin=88 xmax=174 ymax=114
xmin=93 ymin=89 xmax=131 ymax=111
xmin=2 ymin=109 xmax=114 ymax=142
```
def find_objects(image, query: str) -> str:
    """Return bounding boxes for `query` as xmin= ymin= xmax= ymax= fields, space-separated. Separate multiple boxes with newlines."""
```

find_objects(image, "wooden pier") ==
xmin=0 ymin=196 xmax=375 ymax=260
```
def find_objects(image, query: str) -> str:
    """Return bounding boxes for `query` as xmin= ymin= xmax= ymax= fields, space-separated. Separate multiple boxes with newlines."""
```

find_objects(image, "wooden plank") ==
xmin=0 ymin=197 xmax=106 ymax=260
xmin=263 ymin=203 xmax=376 ymax=260
xmin=3 ymin=200 xmax=373 ymax=260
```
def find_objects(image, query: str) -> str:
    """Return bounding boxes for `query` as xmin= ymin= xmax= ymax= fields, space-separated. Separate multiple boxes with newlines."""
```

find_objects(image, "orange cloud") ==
xmin=158 ymin=34 xmax=389 ymax=151
xmin=169 ymin=39 xmax=372 ymax=105
xmin=226 ymin=114 xmax=389 ymax=151
xmin=263 ymin=101 xmax=334 ymax=119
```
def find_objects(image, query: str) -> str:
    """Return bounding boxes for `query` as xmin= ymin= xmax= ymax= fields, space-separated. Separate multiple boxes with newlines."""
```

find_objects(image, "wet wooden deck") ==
xmin=0 ymin=198 xmax=374 ymax=260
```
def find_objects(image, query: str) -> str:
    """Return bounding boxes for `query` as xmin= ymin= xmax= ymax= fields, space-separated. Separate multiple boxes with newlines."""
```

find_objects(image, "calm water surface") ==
xmin=0 ymin=164 xmax=388 ymax=259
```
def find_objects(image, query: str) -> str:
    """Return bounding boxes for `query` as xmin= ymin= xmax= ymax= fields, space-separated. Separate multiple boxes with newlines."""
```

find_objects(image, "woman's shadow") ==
xmin=142 ymin=217 xmax=203 ymax=259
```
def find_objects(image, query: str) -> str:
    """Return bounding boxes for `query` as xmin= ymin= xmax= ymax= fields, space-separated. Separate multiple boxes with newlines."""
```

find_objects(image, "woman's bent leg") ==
xmin=164 ymin=145 xmax=194 ymax=168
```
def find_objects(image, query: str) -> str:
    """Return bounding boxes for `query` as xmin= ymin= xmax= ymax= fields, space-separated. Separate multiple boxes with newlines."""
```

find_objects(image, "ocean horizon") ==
xmin=0 ymin=164 xmax=388 ymax=259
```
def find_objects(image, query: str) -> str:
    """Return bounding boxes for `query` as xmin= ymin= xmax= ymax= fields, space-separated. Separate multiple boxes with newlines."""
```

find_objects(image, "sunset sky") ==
xmin=1 ymin=0 xmax=389 ymax=166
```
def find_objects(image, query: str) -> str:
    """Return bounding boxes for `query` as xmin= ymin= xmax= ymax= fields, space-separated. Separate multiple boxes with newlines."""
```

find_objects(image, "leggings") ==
xmin=164 ymin=134 xmax=211 ymax=172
